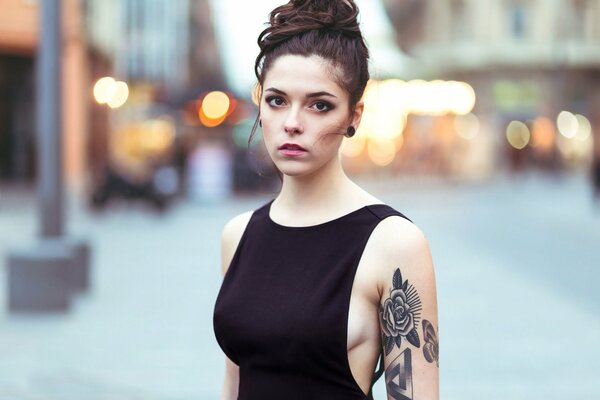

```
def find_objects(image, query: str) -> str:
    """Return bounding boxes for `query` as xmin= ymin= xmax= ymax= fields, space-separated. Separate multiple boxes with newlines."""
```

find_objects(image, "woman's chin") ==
xmin=276 ymin=163 xmax=315 ymax=177
xmin=278 ymin=167 xmax=309 ymax=177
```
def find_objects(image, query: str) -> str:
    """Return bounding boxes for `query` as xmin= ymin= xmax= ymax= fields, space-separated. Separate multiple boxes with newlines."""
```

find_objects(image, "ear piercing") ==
xmin=346 ymin=126 xmax=355 ymax=137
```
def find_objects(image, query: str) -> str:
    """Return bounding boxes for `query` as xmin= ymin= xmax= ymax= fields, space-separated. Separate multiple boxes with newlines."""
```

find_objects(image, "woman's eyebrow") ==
xmin=306 ymin=91 xmax=337 ymax=99
xmin=264 ymin=87 xmax=337 ymax=99
xmin=264 ymin=87 xmax=286 ymax=95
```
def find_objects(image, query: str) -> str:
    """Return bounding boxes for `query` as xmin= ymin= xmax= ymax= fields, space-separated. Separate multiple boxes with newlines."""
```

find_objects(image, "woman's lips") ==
xmin=279 ymin=148 xmax=307 ymax=156
xmin=278 ymin=143 xmax=307 ymax=156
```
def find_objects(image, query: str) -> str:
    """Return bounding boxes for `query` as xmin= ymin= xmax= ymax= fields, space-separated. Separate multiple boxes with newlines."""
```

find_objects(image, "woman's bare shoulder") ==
xmin=368 ymin=215 xmax=434 ymax=283
xmin=222 ymin=210 xmax=254 ymax=239
xmin=220 ymin=210 xmax=254 ymax=275
xmin=376 ymin=215 xmax=429 ymax=253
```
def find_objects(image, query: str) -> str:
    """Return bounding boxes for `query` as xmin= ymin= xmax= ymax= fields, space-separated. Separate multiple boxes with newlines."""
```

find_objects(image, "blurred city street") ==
xmin=1 ymin=171 xmax=599 ymax=400
xmin=2 ymin=0 xmax=600 ymax=399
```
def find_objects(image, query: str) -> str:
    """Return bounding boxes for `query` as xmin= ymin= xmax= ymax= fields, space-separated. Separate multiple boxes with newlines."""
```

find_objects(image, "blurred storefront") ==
xmin=0 ymin=0 xmax=250 ymax=203
xmin=382 ymin=0 xmax=600 ymax=178
xmin=0 ymin=0 xmax=88 ymax=188
xmin=85 ymin=0 xmax=256 ymax=205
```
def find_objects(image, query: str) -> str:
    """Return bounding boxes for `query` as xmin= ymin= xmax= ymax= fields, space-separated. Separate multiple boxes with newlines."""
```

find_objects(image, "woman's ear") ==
xmin=351 ymin=100 xmax=364 ymax=130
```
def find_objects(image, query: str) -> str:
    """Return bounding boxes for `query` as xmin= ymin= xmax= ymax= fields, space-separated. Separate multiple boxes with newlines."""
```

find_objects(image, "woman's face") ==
xmin=260 ymin=54 xmax=362 ymax=177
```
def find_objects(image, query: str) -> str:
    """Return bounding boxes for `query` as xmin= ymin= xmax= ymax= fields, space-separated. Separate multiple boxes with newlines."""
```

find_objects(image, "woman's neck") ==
xmin=275 ymin=155 xmax=354 ymax=214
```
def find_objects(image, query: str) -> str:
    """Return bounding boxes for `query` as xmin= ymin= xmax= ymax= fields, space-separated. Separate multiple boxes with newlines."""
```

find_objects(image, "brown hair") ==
xmin=248 ymin=0 xmax=370 ymax=147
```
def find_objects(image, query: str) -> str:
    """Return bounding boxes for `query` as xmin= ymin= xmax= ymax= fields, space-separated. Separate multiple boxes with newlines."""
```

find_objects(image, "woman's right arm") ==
xmin=219 ymin=211 xmax=253 ymax=400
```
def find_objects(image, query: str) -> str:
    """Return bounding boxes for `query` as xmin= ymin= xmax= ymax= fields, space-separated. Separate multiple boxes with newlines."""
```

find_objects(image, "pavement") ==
xmin=0 ymin=170 xmax=599 ymax=400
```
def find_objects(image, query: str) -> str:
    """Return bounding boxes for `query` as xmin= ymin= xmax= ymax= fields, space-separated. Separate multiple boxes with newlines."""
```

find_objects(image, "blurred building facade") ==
xmin=86 ymin=0 xmax=223 ymax=92
xmin=84 ymin=0 xmax=234 ymax=205
xmin=0 ymin=0 xmax=88 ymax=187
xmin=383 ymin=0 xmax=600 ymax=176
xmin=0 ymin=0 xmax=226 ymax=201
xmin=0 ymin=0 xmax=37 ymax=183
xmin=87 ymin=0 xmax=188 ymax=91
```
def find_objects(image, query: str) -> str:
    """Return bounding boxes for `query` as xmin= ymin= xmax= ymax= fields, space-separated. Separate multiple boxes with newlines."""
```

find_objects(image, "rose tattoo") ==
xmin=379 ymin=268 xmax=422 ymax=355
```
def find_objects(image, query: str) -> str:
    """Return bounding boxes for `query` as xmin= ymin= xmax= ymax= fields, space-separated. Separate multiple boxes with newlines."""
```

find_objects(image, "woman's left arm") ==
xmin=377 ymin=220 xmax=439 ymax=400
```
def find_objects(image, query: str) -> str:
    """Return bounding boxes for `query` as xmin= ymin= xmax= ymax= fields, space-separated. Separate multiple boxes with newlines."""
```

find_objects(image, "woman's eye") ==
xmin=266 ymin=96 xmax=285 ymax=107
xmin=312 ymin=101 xmax=331 ymax=112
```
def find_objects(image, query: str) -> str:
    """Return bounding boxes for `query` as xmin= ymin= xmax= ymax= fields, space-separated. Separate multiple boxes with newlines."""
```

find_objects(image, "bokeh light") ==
xmin=201 ymin=91 xmax=231 ymax=119
xmin=575 ymin=114 xmax=592 ymax=142
xmin=141 ymin=118 xmax=176 ymax=153
xmin=450 ymin=81 xmax=477 ymax=115
xmin=555 ymin=113 xmax=594 ymax=161
xmin=107 ymin=81 xmax=129 ymax=109
xmin=358 ymin=79 xmax=407 ymax=142
xmin=199 ymin=110 xmax=227 ymax=128
xmin=197 ymin=91 xmax=235 ymax=127
xmin=94 ymin=77 xmax=129 ymax=108
xmin=93 ymin=77 xmax=116 ymax=104
xmin=506 ymin=120 xmax=531 ymax=150
xmin=359 ymin=79 xmax=476 ymax=138
xmin=531 ymin=117 xmax=555 ymax=151
xmin=556 ymin=111 xmax=578 ymax=138
xmin=408 ymin=79 xmax=434 ymax=115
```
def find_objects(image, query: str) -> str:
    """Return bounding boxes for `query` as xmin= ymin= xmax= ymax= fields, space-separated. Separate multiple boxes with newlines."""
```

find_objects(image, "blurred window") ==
xmin=509 ymin=2 xmax=528 ymax=40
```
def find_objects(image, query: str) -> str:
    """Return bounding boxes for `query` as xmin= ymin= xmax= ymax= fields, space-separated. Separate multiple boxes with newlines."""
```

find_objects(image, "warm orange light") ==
xmin=359 ymin=78 xmax=476 ymax=137
xmin=358 ymin=79 xmax=407 ymax=141
xmin=531 ymin=117 xmax=555 ymax=150
xmin=199 ymin=106 xmax=227 ymax=127
xmin=202 ymin=91 xmax=230 ymax=119
xmin=197 ymin=92 xmax=235 ymax=128
xmin=141 ymin=118 xmax=176 ymax=152
xmin=394 ymin=132 xmax=405 ymax=151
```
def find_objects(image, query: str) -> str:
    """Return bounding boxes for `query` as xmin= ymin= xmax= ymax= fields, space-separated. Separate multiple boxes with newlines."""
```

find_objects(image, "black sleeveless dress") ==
xmin=213 ymin=198 xmax=413 ymax=400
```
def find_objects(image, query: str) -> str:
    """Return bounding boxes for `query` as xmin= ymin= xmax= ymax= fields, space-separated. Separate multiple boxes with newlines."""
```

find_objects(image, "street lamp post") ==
xmin=6 ymin=0 xmax=90 ymax=313
xmin=38 ymin=0 xmax=63 ymax=237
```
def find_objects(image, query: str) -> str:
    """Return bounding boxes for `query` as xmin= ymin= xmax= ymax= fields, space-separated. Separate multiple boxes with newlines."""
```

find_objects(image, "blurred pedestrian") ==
xmin=213 ymin=1 xmax=439 ymax=399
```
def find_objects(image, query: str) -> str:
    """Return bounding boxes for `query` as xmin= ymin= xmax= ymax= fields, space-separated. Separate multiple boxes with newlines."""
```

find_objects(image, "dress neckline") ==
xmin=266 ymin=198 xmax=386 ymax=230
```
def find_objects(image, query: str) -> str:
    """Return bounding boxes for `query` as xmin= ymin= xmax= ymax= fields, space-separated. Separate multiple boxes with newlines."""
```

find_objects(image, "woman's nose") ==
xmin=283 ymin=107 xmax=304 ymax=135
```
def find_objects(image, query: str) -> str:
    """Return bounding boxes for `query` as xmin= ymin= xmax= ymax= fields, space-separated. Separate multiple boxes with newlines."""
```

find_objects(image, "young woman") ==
xmin=213 ymin=1 xmax=439 ymax=399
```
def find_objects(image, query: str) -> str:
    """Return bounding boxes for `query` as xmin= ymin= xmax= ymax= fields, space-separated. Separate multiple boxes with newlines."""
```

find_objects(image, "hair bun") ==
xmin=259 ymin=0 xmax=361 ymax=51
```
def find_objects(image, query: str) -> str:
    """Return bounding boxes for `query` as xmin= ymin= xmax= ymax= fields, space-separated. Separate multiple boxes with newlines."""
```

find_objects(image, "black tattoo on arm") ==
xmin=385 ymin=348 xmax=413 ymax=400
xmin=379 ymin=268 xmax=422 ymax=355
xmin=422 ymin=319 xmax=439 ymax=367
xmin=381 ymin=268 xmax=438 ymax=398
